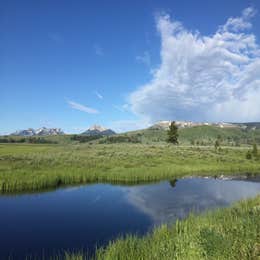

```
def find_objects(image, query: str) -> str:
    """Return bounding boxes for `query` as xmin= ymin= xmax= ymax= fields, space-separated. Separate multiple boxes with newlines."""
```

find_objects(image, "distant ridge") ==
xmin=149 ymin=121 xmax=260 ymax=130
xmin=81 ymin=125 xmax=116 ymax=136
xmin=7 ymin=121 xmax=260 ymax=137
xmin=11 ymin=127 xmax=64 ymax=136
xmin=232 ymin=122 xmax=260 ymax=130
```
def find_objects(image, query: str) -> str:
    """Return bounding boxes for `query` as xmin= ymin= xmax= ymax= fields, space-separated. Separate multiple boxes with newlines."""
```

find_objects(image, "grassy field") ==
xmin=0 ymin=142 xmax=260 ymax=193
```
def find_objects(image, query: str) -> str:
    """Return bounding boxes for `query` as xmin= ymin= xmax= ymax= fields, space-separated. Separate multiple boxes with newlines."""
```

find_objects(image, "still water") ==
xmin=0 ymin=177 xmax=260 ymax=258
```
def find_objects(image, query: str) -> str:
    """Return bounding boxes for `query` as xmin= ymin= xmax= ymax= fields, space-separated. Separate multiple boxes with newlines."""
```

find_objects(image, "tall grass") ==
xmin=0 ymin=143 xmax=260 ymax=193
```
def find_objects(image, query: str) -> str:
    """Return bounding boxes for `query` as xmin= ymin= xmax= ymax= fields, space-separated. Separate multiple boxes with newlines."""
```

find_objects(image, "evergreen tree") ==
xmin=167 ymin=121 xmax=179 ymax=144
xmin=215 ymin=139 xmax=220 ymax=150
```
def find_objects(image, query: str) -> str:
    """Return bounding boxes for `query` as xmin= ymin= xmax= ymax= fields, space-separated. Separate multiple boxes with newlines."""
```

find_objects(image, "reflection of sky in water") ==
xmin=124 ymin=178 xmax=260 ymax=224
xmin=0 ymin=178 xmax=260 ymax=259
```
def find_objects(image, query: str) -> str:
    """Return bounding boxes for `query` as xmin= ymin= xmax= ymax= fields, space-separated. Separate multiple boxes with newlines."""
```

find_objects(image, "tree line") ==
xmin=0 ymin=137 xmax=57 ymax=144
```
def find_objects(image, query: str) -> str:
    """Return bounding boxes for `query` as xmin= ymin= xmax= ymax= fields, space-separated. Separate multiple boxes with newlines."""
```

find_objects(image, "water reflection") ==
xmin=0 ymin=177 xmax=259 ymax=258
xmin=125 ymin=178 xmax=260 ymax=224
xmin=169 ymin=179 xmax=178 ymax=188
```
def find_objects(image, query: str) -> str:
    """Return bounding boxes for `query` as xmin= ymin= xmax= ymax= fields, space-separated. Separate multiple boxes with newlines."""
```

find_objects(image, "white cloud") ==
xmin=129 ymin=7 xmax=260 ymax=123
xmin=94 ymin=91 xmax=103 ymax=100
xmin=126 ymin=179 xmax=260 ymax=224
xmin=136 ymin=51 xmax=151 ymax=67
xmin=221 ymin=6 xmax=256 ymax=32
xmin=67 ymin=100 xmax=99 ymax=114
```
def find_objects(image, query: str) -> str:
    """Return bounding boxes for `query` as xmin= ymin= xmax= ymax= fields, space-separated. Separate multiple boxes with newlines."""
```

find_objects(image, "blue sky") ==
xmin=1 ymin=0 xmax=260 ymax=134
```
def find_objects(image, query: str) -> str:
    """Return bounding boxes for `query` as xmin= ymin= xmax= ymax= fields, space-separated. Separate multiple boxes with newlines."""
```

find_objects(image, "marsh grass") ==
xmin=0 ymin=143 xmax=260 ymax=193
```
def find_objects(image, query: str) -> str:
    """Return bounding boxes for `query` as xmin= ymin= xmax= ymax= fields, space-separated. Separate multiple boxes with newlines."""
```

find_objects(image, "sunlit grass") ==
xmin=0 ymin=143 xmax=259 ymax=193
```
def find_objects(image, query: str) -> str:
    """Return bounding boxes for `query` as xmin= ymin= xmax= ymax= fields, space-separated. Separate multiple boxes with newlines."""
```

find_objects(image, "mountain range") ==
xmin=150 ymin=121 xmax=260 ymax=130
xmin=11 ymin=127 xmax=64 ymax=136
xmin=11 ymin=125 xmax=116 ymax=137
xmin=8 ymin=121 xmax=260 ymax=137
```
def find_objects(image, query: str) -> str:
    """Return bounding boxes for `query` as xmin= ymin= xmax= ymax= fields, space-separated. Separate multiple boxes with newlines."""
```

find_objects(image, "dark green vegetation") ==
xmin=0 ymin=134 xmax=73 ymax=145
xmin=70 ymin=135 xmax=103 ymax=143
xmin=0 ymin=136 xmax=58 ymax=144
xmin=91 ymin=195 xmax=260 ymax=260
xmin=98 ymin=135 xmax=141 ymax=144
xmin=0 ymin=142 xmax=260 ymax=193
xmin=167 ymin=121 xmax=179 ymax=144
xmin=246 ymin=143 xmax=259 ymax=160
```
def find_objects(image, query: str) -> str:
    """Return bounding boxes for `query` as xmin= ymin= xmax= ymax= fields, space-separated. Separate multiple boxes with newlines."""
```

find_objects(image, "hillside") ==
xmin=179 ymin=125 xmax=260 ymax=145
xmin=122 ymin=125 xmax=260 ymax=145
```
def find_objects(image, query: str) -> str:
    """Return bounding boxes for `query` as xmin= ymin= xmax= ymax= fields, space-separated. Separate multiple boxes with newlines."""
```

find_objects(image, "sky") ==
xmin=1 ymin=0 xmax=260 ymax=134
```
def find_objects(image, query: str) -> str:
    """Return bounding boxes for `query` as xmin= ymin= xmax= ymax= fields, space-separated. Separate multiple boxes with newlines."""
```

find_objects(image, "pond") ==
xmin=0 ymin=177 xmax=260 ymax=258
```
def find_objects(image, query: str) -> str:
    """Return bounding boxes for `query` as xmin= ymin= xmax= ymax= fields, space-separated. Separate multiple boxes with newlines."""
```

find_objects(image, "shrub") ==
xmin=246 ymin=150 xmax=252 ymax=160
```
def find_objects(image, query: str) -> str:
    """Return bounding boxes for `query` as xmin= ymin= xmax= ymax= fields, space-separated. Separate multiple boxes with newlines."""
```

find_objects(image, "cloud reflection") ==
xmin=125 ymin=178 xmax=260 ymax=224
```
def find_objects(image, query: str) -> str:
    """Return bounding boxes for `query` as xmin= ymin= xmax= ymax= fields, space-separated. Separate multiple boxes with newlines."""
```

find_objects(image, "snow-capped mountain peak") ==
xmin=88 ymin=125 xmax=108 ymax=132
xmin=81 ymin=125 xmax=116 ymax=136
xmin=11 ymin=127 xmax=64 ymax=136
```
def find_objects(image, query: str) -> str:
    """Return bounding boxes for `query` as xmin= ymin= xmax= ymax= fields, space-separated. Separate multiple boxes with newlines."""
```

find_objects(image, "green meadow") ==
xmin=0 ymin=142 xmax=260 ymax=193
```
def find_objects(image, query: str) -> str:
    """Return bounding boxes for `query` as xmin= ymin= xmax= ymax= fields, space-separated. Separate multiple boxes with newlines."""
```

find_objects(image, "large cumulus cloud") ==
xmin=130 ymin=7 xmax=260 ymax=122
